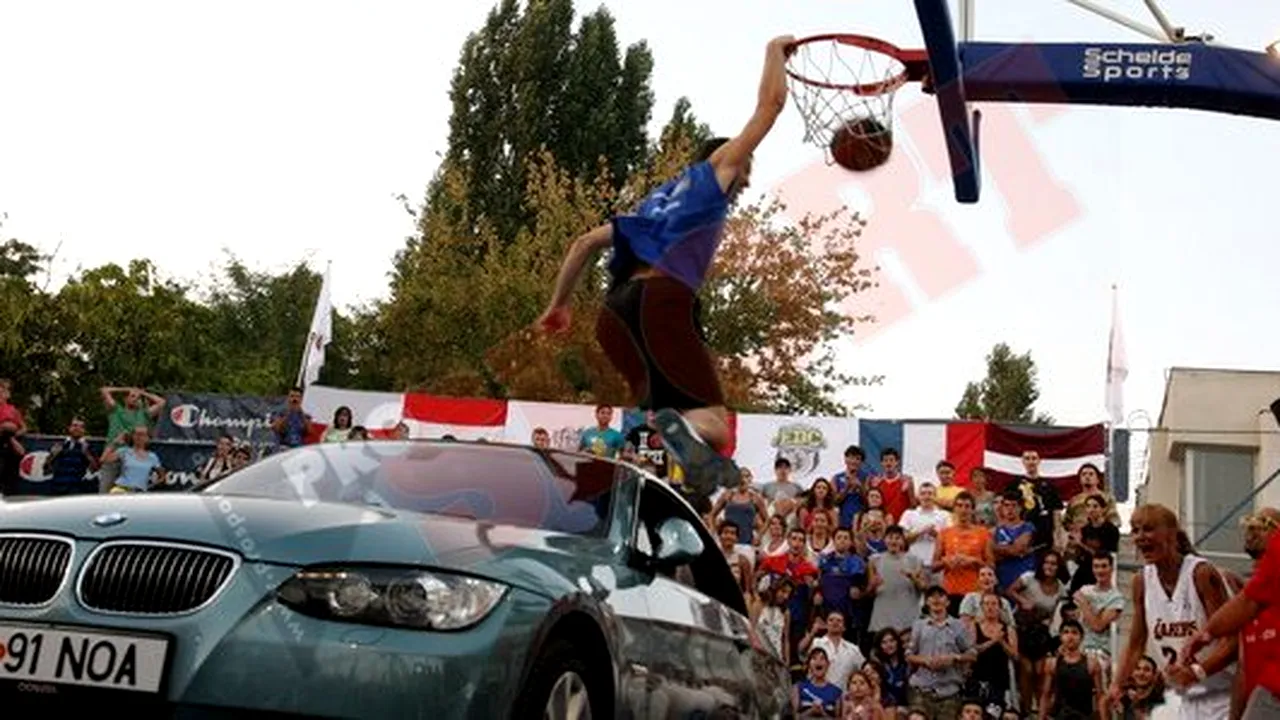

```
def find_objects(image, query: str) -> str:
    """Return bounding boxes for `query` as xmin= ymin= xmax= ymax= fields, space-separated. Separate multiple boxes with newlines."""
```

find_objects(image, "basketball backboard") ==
xmin=907 ymin=0 xmax=1280 ymax=203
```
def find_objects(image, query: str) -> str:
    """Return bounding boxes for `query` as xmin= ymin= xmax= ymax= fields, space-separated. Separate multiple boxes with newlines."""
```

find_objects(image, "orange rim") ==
xmin=784 ymin=33 xmax=929 ymax=96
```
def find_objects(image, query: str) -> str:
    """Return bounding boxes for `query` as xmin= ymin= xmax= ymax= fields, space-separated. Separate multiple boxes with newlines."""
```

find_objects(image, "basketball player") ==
xmin=537 ymin=35 xmax=794 ymax=501
xmin=1108 ymin=503 xmax=1236 ymax=720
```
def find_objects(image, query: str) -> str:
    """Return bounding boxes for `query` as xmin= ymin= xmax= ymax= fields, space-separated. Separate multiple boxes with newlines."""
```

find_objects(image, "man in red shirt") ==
xmin=0 ymin=378 xmax=25 ymax=434
xmin=758 ymin=526 xmax=820 ymax=671
xmin=1183 ymin=507 xmax=1280 ymax=719
xmin=759 ymin=527 xmax=820 ymax=584
xmin=869 ymin=447 xmax=915 ymax=523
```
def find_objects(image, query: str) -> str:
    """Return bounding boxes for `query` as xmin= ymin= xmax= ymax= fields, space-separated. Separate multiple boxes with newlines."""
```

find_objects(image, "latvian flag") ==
xmin=856 ymin=420 xmax=1108 ymax=501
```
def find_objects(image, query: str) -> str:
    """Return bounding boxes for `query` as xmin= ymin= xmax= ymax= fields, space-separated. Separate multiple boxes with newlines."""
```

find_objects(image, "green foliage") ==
xmin=0 ymin=228 xmax=371 ymax=434
xmin=657 ymin=97 xmax=713 ymax=154
xmin=955 ymin=342 xmax=1054 ymax=424
xmin=0 ymin=1 xmax=880 ymax=426
xmin=375 ymin=0 xmax=879 ymax=414
xmin=431 ymin=0 xmax=654 ymax=242
xmin=0 ymin=239 xmax=45 ymax=284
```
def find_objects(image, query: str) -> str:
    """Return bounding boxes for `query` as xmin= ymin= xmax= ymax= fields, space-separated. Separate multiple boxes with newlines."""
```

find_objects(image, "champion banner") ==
xmin=7 ymin=435 xmax=236 ymax=496
xmin=158 ymin=392 xmax=285 ymax=444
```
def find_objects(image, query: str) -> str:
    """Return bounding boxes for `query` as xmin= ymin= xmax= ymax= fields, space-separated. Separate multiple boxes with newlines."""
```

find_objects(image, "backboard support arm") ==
xmin=1064 ymin=0 xmax=1169 ymax=43
xmin=913 ymin=0 xmax=982 ymax=203
xmin=958 ymin=0 xmax=975 ymax=43
xmin=1065 ymin=0 xmax=1215 ymax=45
xmin=1141 ymin=0 xmax=1181 ymax=42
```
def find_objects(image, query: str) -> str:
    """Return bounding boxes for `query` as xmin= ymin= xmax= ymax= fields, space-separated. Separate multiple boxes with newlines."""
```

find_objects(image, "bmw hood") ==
xmin=0 ymin=493 xmax=605 ymax=596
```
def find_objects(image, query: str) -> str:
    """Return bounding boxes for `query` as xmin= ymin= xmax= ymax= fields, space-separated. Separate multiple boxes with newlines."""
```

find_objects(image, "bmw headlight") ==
xmin=276 ymin=567 xmax=508 ymax=630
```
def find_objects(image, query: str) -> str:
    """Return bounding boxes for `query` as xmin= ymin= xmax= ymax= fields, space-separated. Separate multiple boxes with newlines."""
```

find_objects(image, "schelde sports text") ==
xmin=1082 ymin=47 xmax=1193 ymax=82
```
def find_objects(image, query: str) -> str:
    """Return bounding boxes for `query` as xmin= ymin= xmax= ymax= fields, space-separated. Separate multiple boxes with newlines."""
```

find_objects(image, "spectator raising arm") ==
xmin=101 ymin=386 xmax=165 ymax=414
xmin=140 ymin=388 xmax=167 ymax=417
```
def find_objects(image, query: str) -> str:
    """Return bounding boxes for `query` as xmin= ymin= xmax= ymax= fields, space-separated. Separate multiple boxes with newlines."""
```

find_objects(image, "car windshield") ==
xmin=197 ymin=441 xmax=621 ymax=536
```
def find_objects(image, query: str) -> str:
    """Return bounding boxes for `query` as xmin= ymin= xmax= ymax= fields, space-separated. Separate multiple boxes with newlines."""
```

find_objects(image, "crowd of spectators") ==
xmin=2 ymin=383 xmax=1155 ymax=717
xmin=0 ymin=381 xmax=377 ymax=496
xmin=573 ymin=407 xmax=1142 ymax=720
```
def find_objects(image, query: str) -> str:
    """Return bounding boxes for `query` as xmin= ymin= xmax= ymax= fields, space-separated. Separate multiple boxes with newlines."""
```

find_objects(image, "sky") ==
xmin=2 ymin=0 xmax=1279 ymax=454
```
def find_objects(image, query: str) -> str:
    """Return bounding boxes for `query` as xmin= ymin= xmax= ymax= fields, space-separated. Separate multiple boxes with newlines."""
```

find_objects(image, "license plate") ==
xmin=0 ymin=624 xmax=168 ymax=694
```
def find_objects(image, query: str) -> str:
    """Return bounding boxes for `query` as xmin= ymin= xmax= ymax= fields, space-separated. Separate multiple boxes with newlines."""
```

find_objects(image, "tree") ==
xmin=200 ymin=257 xmax=379 ymax=395
xmin=955 ymin=342 xmax=1055 ymax=424
xmin=51 ymin=260 xmax=224 ymax=430
xmin=0 ymin=235 xmax=374 ymax=434
xmin=656 ymin=97 xmax=712 ymax=155
xmin=0 ymin=238 xmax=80 ymax=432
xmin=384 ymin=124 xmax=878 ymax=413
xmin=0 ymin=238 xmax=44 ymax=283
xmin=348 ymin=1 xmax=877 ymax=413
xmin=435 ymin=0 xmax=654 ymax=242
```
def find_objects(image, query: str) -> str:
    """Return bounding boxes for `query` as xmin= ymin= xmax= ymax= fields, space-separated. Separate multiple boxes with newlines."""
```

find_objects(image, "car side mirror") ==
xmin=653 ymin=517 xmax=705 ymax=570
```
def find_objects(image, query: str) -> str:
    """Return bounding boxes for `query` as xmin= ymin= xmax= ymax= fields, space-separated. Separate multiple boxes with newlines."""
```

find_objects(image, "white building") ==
xmin=1141 ymin=367 xmax=1280 ymax=562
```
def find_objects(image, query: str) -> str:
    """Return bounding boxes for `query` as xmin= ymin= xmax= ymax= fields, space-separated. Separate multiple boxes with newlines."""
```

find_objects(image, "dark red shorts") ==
xmin=595 ymin=275 xmax=725 ymax=412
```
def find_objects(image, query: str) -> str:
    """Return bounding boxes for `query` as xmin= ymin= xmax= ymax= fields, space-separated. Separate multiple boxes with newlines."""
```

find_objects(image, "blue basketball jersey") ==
xmin=608 ymin=160 xmax=729 ymax=291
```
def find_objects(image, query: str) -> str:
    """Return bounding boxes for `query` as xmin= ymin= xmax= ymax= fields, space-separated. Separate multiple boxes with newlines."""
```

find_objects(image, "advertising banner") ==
xmin=157 ymin=392 xmax=284 ymax=444
xmin=7 ymin=435 xmax=248 ymax=496
xmin=732 ymin=414 xmax=859 ymax=490
xmin=505 ymin=401 xmax=623 ymax=451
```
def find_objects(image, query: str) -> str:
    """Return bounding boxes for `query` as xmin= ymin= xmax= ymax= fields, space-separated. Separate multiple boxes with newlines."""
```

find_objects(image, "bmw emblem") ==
xmin=92 ymin=512 xmax=126 ymax=528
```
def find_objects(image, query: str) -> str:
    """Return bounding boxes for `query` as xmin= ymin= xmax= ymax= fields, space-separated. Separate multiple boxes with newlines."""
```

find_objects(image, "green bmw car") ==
xmin=0 ymin=440 xmax=790 ymax=718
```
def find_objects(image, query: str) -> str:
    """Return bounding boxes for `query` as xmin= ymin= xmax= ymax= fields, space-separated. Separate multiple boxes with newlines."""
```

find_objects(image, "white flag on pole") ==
xmin=1105 ymin=284 xmax=1128 ymax=426
xmin=301 ymin=264 xmax=333 ymax=389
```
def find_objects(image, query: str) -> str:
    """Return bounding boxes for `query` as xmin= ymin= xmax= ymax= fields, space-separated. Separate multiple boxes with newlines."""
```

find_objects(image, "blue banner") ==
xmin=6 ymin=435 xmax=260 ymax=496
xmin=157 ymin=392 xmax=285 ymax=444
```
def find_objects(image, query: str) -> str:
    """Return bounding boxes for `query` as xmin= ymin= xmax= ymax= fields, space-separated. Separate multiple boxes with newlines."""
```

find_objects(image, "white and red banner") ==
xmin=297 ymin=385 xmax=1115 ymax=502
xmin=505 ymin=400 xmax=621 ymax=451
xmin=401 ymin=394 xmax=507 ymax=441
xmin=303 ymin=386 xmax=404 ymax=439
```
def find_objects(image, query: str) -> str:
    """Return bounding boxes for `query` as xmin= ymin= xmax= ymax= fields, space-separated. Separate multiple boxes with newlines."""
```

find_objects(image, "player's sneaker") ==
xmin=654 ymin=409 xmax=739 ymax=499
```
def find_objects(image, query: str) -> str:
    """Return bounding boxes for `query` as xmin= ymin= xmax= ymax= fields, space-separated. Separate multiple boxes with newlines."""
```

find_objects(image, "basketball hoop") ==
xmin=784 ymin=34 xmax=929 ymax=170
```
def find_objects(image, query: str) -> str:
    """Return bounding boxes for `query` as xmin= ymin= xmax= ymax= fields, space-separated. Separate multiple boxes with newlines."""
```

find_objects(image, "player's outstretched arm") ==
xmin=537 ymin=222 xmax=613 ymax=332
xmin=709 ymin=35 xmax=793 ymax=191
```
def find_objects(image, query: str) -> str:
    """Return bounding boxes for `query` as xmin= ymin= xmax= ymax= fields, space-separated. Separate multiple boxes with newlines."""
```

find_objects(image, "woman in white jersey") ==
xmin=1109 ymin=504 xmax=1237 ymax=720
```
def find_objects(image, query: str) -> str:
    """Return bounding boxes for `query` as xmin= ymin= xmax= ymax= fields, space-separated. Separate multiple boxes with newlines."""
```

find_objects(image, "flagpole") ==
xmin=296 ymin=261 xmax=331 ymax=390
xmin=1107 ymin=284 xmax=1114 ymax=484
xmin=295 ymin=336 xmax=312 ymax=389
xmin=1105 ymin=282 xmax=1123 ymax=493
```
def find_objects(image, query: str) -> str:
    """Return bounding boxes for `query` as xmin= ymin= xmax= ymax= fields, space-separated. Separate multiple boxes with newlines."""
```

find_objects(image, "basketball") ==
xmin=829 ymin=117 xmax=893 ymax=171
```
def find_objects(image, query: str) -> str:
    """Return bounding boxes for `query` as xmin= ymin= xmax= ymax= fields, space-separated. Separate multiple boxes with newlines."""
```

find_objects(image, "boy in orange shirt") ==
xmin=933 ymin=491 xmax=995 ymax=616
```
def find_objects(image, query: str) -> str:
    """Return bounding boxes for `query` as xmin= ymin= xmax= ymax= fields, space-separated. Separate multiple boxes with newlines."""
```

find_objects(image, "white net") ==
xmin=785 ymin=37 xmax=909 ymax=165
